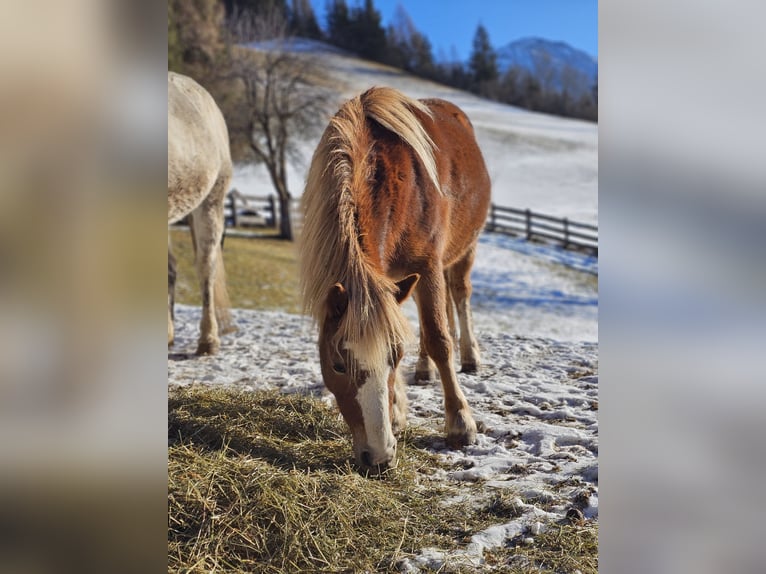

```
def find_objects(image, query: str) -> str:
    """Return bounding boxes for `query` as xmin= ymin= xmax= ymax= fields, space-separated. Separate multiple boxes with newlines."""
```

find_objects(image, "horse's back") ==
xmin=168 ymin=72 xmax=231 ymax=222
xmin=410 ymin=98 xmax=490 ymax=266
xmin=419 ymin=98 xmax=490 ymax=208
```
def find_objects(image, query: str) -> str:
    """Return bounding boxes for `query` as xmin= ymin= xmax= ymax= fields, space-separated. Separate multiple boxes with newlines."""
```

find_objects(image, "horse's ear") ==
xmin=327 ymin=283 xmax=349 ymax=320
xmin=394 ymin=274 xmax=420 ymax=304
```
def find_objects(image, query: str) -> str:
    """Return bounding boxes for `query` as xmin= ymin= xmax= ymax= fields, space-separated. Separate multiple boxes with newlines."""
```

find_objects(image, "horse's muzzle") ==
xmin=358 ymin=443 xmax=397 ymax=475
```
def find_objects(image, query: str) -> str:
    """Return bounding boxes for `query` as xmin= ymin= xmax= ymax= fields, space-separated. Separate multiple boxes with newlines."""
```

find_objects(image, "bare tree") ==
xmin=224 ymin=9 xmax=333 ymax=240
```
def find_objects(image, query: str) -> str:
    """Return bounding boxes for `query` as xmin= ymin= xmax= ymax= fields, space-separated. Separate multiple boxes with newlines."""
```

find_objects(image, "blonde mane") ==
xmin=299 ymin=87 xmax=440 ymax=368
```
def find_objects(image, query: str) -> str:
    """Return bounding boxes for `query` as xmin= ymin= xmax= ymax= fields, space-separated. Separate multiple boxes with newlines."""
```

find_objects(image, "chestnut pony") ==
xmin=299 ymin=87 xmax=490 ymax=473
xmin=168 ymin=72 xmax=233 ymax=354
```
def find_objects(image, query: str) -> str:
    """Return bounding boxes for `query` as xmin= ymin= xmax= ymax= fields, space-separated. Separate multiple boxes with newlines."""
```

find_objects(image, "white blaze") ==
xmin=346 ymin=342 xmax=396 ymax=465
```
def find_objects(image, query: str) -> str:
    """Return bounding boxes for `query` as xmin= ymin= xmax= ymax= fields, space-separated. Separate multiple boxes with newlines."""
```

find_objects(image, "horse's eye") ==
xmin=332 ymin=362 xmax=346 ymax=374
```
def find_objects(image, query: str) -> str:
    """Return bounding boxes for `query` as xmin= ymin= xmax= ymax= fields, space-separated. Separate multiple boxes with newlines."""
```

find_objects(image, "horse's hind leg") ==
xmin=447 ymin=246 xmax=481 ymax=372
xmin=168 ymin=243 xmax=177 ymax=347
xmin=415 ymin=270 xmax=458 ymax=382
xmin=414 ymin=291 xmax=435 ymax=382
xmin=415 ymin=270 xmax=477 ymax=448
xmin=190 ymin=175 xmax=228 ymax=355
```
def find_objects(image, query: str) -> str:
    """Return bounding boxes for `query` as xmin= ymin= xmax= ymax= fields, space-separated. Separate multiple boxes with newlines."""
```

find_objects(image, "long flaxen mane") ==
xmin=299 ymin=87 xmax=441 ymax=370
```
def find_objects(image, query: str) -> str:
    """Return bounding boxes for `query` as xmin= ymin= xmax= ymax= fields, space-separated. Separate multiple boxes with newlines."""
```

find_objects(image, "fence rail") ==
xmin=170 ymin=189 xmax=300 ymax=234
xmin=172 ymin=192 xmax=597 ymax=256
xmin=225 ymin=189 xmax=276 ymax=228
xmin=485 ymin=204 xmax=598 ymax=255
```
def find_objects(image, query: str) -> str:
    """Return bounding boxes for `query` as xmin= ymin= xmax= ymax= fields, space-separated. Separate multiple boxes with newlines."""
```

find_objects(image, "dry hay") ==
xmin=168 ymin=386 xmax=597 ymax=572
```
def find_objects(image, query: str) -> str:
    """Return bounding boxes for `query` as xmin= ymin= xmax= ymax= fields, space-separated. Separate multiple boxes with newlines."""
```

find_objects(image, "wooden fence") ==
xmin=173 ymin=192 xmax=597 ymax=255
xmin=225 ymin=189 xmax=274 ymax=228
xmin=485 ymin=204 xmax=598 ymax=255
xmin=225 ymin=189 xmax=302 ymax=232
xmin=171 ymin=189 xmax=298 ymax=232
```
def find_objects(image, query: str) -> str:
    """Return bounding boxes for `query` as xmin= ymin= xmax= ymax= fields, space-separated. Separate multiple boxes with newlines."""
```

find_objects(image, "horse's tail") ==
xmin=360 ymin=86 xmax=441 ymax=193
xmin=188 ymin=213 xmax=236 ymax=335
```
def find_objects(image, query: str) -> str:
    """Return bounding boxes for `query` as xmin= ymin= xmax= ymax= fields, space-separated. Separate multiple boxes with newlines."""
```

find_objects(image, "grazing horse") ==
xmin=299 ymin=87 xmax=490 ymax=473
xmin=168 ymin=71 xmax=233 ymax=355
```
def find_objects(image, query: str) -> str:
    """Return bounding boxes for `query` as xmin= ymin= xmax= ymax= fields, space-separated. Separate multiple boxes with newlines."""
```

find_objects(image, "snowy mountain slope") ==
xmin=231 ymin=40 xmax=598 ymax=224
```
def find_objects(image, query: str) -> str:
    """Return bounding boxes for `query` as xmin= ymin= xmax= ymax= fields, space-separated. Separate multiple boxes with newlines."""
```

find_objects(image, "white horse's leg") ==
xmin=191 ymin=174 xmax=229 ymax=355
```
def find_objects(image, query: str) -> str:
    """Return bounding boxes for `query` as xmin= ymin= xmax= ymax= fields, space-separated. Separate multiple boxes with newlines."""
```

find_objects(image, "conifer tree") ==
xmin=327 ymin=0 xmax=350 ymax=47
xmin=289 ymin=0 xmax=322 ymax=39
xmin=468 ymin=24 xmax=498 ymax=94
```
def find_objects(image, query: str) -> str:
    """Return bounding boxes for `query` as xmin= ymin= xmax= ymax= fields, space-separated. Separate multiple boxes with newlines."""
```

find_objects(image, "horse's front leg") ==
xmin=415 ymin=271 xmax=477 ymax=448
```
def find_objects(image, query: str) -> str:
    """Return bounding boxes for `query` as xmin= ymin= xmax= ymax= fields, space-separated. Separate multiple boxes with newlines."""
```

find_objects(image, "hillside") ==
xmin=231 ymin=40 xmax=598 ymax=224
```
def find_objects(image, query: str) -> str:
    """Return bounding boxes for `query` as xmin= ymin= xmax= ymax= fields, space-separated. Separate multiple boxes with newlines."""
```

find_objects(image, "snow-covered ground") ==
xmin=231 ymin=41 xmax=598 ymax=224
xmin=168 ymin=234 xmax=598 ymax=568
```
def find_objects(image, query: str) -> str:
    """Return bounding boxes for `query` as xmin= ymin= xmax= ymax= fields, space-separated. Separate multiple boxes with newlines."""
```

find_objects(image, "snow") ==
xmin=171 ymin=45 xmax=598 ymax=569
xmin=231 ymin=42 xmax=598 ymax=224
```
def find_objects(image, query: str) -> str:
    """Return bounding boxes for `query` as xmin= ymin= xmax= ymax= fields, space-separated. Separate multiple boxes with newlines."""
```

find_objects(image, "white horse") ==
xmin=168 ymin=71 xmax=233 ymax=355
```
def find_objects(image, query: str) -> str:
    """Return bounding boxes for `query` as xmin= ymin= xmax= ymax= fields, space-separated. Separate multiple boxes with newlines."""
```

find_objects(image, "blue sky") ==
xmin=311 ymin=0 xmax=598 ymax=61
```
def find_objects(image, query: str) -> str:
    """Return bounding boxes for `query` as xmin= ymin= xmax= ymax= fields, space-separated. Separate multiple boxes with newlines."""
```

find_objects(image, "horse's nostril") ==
xmin=361 ymin=450 xmax=372 ymax=468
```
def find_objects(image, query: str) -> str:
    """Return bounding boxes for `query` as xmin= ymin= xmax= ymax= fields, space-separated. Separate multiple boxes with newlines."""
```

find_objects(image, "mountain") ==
xmin=496 ymin=37 xmax=597 ymax=95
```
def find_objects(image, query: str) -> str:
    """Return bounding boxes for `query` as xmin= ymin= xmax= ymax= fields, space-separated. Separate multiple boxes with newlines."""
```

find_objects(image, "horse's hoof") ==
xmin=414 ymin=369 xmax=435 ymax=383
xmin=461 ymin=362 xmax=479 ymax=374
xmin=446 ymin=430 xmax=476 ymax=449
xmin=445 ymin=409 xmax=477 ymax=449
xmin=195 ymin=341 xmax=220 ymax=355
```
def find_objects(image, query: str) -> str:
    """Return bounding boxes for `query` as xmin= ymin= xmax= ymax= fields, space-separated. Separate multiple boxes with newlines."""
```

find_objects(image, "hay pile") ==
xmin=169 ymin=387 xmax=477 ymax=572
xmin=168 ymin=387 xmax=597 ymax=572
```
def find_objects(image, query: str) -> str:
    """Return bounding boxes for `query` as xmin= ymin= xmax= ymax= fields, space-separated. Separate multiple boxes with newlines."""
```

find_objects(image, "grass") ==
xmin=169 ymin=228 xmax=301 ymax=314
xmin=168 ymin=387 xmax=597 ymax=573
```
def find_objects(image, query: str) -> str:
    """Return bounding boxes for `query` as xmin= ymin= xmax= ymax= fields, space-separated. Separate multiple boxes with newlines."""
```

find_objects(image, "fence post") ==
xmin=563 ymin=217 xmax=569 ymax=249
xmin=229 ymin=192 xmax=239 ymax=228
xmin=525 ymin=209 xmax=532 ymax=240
xmin=487 ymin=204 xmax=495 ymax=231
xmin=268 ymin=195 xmax=277 ymax=228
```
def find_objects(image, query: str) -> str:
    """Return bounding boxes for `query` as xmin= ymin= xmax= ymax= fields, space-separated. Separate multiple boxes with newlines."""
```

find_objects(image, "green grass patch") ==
xmin=169 ymin=228 xmax=301 ymax=313
xmin=168 ymin=387 xmax=597 ymax=573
